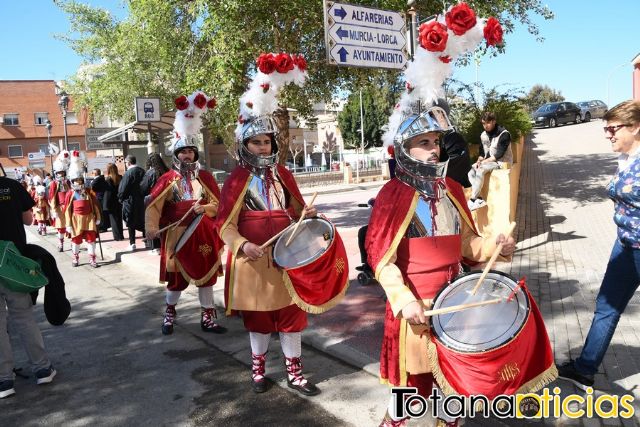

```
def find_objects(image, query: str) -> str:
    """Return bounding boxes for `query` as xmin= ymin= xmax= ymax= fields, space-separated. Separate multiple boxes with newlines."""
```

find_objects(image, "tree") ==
xmin=338 ymin=83 xmax=397 ymax=149
xmin=520 ymin=84 xmax=565 ymax=113
xmin=55 ymin=0 xmax=554 ymax=160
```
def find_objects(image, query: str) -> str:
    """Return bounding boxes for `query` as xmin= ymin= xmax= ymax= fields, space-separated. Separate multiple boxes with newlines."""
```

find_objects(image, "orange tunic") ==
xmin=63 ymin=190 xmax=101 ymax=238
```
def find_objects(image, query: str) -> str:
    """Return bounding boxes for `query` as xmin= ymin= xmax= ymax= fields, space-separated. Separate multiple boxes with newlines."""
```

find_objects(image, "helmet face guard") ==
xmin=392 ymin=106 xmax=453 ymax=196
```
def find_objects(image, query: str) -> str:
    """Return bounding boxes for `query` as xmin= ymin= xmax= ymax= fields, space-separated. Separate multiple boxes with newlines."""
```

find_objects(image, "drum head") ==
xmin=272 ymin=217 xmax=334 ymax=269
xmin=431 ymin=271 xmax=529 ymax=353
xmin=174 ymin=213 xmax=204 ymax=254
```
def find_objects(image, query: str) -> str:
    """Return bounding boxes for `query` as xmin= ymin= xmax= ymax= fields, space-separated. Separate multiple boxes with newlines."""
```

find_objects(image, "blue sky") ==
xmin=2 ymin=0 xmax=638 ymax=107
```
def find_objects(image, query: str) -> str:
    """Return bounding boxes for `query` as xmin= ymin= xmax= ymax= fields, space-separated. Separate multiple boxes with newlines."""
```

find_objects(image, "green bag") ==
xmin=0 ymin=241 xmax=49 ymax=293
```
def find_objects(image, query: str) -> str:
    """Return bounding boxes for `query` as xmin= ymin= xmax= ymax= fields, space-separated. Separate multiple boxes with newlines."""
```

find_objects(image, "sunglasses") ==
xmin=603 ymin=124 xmax=630 ymax=135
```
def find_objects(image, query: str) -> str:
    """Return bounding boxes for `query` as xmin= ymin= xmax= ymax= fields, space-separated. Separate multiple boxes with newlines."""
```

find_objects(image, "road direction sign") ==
xmin=86 ymin=128 xmax=120 ymax=150
xmin=324 ymin=0 xmax=407 ymax=69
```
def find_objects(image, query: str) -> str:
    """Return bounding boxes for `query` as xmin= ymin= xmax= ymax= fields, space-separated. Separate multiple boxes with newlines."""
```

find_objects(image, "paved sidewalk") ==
xmin=32 ymin=122 xmax=640 ymax=426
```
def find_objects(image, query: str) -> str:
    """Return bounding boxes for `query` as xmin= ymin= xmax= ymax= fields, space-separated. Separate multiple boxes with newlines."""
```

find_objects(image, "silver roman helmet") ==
xmin=172 ymin=135 xmax=201 ymax=176
xmin=237 ymin=115 xmax=279 ymax=176
xmin=393 ymin=105 xmax=453 ymax=197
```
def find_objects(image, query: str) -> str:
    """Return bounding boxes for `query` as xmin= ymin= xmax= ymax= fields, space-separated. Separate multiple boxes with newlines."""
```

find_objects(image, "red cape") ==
xmin=149 ymin=169 xmax=221 ymax=204
xmin=365 ymin=177 xmax=477 ymax=277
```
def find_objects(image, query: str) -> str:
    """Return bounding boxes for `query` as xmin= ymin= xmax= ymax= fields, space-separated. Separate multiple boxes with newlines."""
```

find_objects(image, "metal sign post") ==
xmin=324 ymin=1 xmax=407 ymax=70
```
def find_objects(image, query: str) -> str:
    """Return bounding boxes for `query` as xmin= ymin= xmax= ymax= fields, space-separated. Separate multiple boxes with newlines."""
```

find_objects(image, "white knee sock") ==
xmin=71 ymin=243 xmax=79 ymax=255
xmin=197 ymin=286 xmax=213 ymax=309
xmin=166 ymin=290 xmax=181 ymax=306
xmin=249 ymin=332 xmax=271 ymax=355
xmin=57 ymin=232 xmax=64 ymax=240
xmin=279 ymin=332 xmax=301 ymax=358
xmin=87 ymin=242 xmax=96 ymax=255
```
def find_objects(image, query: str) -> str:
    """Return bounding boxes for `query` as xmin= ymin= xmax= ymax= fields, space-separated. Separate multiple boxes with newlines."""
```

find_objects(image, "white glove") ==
xmin=96 ymin=219 xmax=101 ymax=226
xmin=65 ymin=226 xmax=73 ymax=234
xmin=51 ymin=211 xmax=57 ymax=219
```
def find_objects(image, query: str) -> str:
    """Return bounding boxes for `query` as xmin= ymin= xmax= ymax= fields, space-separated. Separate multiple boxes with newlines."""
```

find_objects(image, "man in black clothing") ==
xmin=118 ymin=155 xmax=146 ymax=251
xmin=0 ymin=176 xmax=57 ymax=399
xmin=443 ymin=130 xmax=472 ymax=188
xmin=90 ymin=168 xmax=109 ymax=232
xmin=467 ymin=111 xmax=513 ymax=211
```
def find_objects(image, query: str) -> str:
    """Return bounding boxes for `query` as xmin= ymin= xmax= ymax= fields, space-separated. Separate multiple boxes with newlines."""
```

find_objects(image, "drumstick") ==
xmin=284 ymin=192 xmax=318 ymax=247
xmin=423 ymin=297 xmax=503 ymax=317
xmin=470 ymin=221 xmax=517 ymax=296
xmin=155 ymin=197 xmax=203 ymax=235
xmin=258 ymin=226 xmax=291 ymax=250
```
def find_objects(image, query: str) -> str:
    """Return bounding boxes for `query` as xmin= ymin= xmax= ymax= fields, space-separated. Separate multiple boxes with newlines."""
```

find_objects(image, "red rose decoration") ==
xmin=260 ymin=83 xmax=270 ymax=93
xmin=238 ymin=114 xmax=245 ymax=124
xmin=293 ymin=55 xmax=307 ymax=72
xmin=275 ymin=53 xmax=294 ymax=74
xmin=257 ymin=53 xmax=276 ymax=74
xmin=207 ymin=98 xmax=217 ymax=109
xmin=175 ymin=95 xmax=189 ymax=111
xmin=484 ymin=17 xmax=503 ymax=46
xmin=439 ymin=55 xmax=452 ymax=63
xmin=193 ymin=93 xmax=207 ymax=109
xmin=445 ymin=2 xmax=477 ymax=36
xmin=418 ymin=21 xmax=448 ymax=52
xmin=246 ymin=102 xmax=254 ymax=109
xmin=387 ymin=145 xmax=395 ymax=158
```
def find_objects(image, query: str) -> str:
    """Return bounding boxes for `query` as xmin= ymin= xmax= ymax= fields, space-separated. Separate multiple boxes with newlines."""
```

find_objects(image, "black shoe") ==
xmin=0 ymin=380 xmax=15 ymax=399
xmin=35 ymin=366 xmax=56 ymax=385
xmin=558 ymin=361 xmax=594 ymax=391
xmin=287 ymin=379 xmax=320 ymax=396
xmin=251 ymin=377 xmax=268 ymax=393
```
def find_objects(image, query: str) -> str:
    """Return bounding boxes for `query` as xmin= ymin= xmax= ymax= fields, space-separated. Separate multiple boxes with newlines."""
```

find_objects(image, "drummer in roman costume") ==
xmin=63 ymin=151 xmax=101 ymax=268
xmin=365 ymin=5 xmax=518 ymax=426
xmin=216 ymin=53 xmax=321 ymax=396
xmin=48 ymin=150 xmax=72 ymax=252
xmin=145 ymin=91 xmax=226 ymax=336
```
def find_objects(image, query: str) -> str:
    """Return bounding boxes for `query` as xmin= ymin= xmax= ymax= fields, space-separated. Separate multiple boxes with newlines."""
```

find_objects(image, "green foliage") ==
xmin=448 ymin=81 xmax=532 ymax=150
xmin=520 ymin=84 xmax=565 ymax=113
xmin=54 ymin=0 xmax=554 ymax=152
xmin=337 ymin=78 xmax=399 ymax=149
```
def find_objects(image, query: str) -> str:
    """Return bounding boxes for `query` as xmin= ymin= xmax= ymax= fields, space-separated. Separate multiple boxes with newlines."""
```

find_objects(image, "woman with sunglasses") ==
xmin=559 ymin=100 xmax=640 ymax=390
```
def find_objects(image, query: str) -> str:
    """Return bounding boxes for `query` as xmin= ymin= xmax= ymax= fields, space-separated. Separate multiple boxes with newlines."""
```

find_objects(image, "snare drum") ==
xmin=272 ymin=217 xmax=349 ymax=313
xmin=428 ymin=270 xmax=557 ymax=399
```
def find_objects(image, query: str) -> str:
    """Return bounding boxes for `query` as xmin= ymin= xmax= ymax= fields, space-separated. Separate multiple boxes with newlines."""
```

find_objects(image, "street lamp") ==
xmin=57 ymin=91 xmax=69 ymax=151
xmin=606 ymin=62 xmax=630 ymax=107
xmin=45 ymin=119 xmax=53 ymax=171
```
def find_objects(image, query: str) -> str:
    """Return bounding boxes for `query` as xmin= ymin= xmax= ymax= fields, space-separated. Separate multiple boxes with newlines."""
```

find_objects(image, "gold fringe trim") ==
xmin=426 ymin=328 xmax=459 ymax=397
xmin=282 ymin=273 xmax=349 ymax=314
xmin=174 ymin=258 xmax=222 ymax=287
xmin=517 ymin=363 xmax=559 ymax=394
xmin=375 ymin=192 xmax=419 ymax=281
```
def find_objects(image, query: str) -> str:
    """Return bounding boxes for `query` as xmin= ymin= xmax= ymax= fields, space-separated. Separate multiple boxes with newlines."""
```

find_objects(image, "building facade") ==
xmin=0 ymin=80 xmax=88 ymax=173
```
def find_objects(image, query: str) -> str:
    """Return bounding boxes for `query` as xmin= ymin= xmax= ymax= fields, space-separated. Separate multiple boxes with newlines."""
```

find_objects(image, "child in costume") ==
xmin=33 ymin=181 xmax=50 ymax=236
xmin=48 ymin=151 xmax=72 ymax=252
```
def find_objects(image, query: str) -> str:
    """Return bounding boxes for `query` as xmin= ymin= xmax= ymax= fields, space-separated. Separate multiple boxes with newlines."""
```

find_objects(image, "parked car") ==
xmin=532 ymin=102 xmax=583 ymax=128
xmin=576 ymin=100 xmax=607 ymax=122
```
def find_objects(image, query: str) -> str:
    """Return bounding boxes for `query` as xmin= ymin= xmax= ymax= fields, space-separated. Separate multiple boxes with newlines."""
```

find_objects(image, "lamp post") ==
xmin=606 ymin=62 xmax=630 ymax=107
xmin=45 ymin=119 xmax=53 ymax=172
xmin=57 ymin=91 xmax=69 ymax=151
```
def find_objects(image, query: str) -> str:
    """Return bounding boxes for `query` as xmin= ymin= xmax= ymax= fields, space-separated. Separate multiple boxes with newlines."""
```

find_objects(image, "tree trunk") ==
xmin=272 ymin=106 xmax=290 ymax=165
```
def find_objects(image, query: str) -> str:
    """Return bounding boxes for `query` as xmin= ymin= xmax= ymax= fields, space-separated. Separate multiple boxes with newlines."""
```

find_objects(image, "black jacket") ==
xmin=444 ymin=131 xmax=472 ymax=188
xmin=118 ymin=165 xmax=146 ymax=230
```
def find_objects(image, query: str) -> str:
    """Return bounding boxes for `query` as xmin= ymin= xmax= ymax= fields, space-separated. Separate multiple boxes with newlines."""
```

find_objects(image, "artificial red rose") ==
xmin=207 ymin=98 xmax=217 ymax=109
xmin=439 ymin=55 xmax=452 ymax=63
xmin=293 ymin=54 xmax=307 ymax=72
xmin=483 ymin=17 xmax=503 ymax=46
xmin=418 ymin=21 xmax=448 ymax=52
xmin=257 ymin=53 xmax=276 ymax=74
xmin=193 ymin=93 xmax=207 ymax=109
xmin=387 ymin=145 xmax=395 ymax=158
xmin=445 ymin=2 xmax=477 ymax=36
xmin=175 ymin=95 xmax=189 ymax=111
xmin=274 ymin=53 xmax=294 ymax=73
xmin=246 ymin=101 xmax=254 ymax=109
xmin=260 ymin=83 xmax=270 ymax=93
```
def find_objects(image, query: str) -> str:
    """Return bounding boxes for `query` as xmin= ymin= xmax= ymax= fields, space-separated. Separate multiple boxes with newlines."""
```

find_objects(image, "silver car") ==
xmin=576 ymin=100 xmax=607 ymax=122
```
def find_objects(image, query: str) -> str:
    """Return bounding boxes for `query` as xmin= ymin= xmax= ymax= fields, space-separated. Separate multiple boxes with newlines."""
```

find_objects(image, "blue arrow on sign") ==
xmin=337 ymin=47 xmax=349 ymax=62
xmin=333 ymin=6 xmax=347 ymax=19
xmin=336 ymin=26 xmax=349 ymax=40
